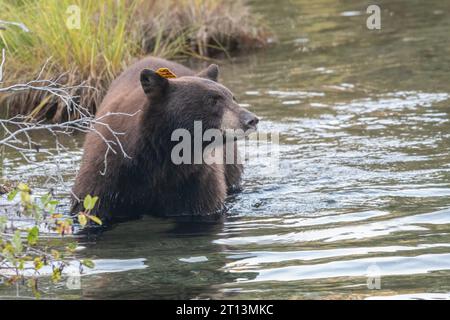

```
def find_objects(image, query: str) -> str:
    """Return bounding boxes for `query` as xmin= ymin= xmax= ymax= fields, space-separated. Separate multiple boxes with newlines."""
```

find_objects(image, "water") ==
xmin=1 ymin=0 xmax=450 ymax=299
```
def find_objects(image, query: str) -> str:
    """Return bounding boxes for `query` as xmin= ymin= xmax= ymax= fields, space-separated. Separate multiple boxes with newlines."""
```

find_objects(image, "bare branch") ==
xmin=0 ymin=20 xmax=30 ymax=32
xmin=0 ymin=48 xmax=5 ymax=83
xmin=0 ymin=46 xmax=139 ymax=191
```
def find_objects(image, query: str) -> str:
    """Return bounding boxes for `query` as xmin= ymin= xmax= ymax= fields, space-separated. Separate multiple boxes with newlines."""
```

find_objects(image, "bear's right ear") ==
xmin=197 ymin=64 xmax=219 ymax=82
xmin=140 ymin=69 xmax=169 ymax=100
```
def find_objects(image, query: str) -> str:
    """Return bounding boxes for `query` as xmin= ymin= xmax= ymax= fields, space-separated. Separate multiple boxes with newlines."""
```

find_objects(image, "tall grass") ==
xmin=141 ymin=0 xmax=270 ymax=57
xmin=0 ymin=0 xmax=269 ymax=121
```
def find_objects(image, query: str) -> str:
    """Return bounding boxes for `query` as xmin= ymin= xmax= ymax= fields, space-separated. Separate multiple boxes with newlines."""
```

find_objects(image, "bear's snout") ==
xmin=240 ymin=111 xmax=259 ymax=131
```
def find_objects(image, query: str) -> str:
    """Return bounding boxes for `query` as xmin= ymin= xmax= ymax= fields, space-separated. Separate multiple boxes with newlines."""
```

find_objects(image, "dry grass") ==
xmin=141 ymin=0 xmax=270 ymax=57
xmin=0 ymin=0 xmax=270 ymax=122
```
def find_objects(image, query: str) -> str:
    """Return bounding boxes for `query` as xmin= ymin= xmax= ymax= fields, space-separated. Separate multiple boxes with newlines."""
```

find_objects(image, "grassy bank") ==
xmin=0 ymin=0 xmax=270 ymax=122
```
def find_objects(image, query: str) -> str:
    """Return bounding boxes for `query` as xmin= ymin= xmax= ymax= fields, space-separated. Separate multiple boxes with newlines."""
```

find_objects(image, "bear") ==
xmin=71 ymin=56 xmax=259 ymax=224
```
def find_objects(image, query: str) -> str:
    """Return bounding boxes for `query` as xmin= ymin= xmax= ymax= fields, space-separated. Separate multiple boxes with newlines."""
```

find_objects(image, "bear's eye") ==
xmin=208 ymin=95 xmax=222 ymax=105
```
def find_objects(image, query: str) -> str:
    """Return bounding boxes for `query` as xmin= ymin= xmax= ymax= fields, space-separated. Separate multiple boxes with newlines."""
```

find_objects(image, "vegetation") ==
xmin=0 ymin=0 xmax=270 ymax=121
xmin=0 ymin=0 xmax=269 ymax=297
xmin=0 ymin=183 xmax=101 ymax=297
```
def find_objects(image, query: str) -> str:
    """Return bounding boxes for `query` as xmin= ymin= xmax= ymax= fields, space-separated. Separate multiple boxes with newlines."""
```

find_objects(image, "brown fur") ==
xmin=71 ymin=57 xmax=258 ymax=223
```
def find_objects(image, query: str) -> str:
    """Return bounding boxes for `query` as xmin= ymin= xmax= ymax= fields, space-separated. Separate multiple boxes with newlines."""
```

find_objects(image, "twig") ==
xmin=0 ymin=20 xmax=30 ymax=32
xmin=0 ymin=42 xmax=138 ymax=188
xmin=0 ymin=48 xmax=5 ymax=83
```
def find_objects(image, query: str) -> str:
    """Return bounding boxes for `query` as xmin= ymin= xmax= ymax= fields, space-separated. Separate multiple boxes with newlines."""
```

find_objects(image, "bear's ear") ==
xmin=197 ymin=64 xmax=219 ymax=82
xmin=140 ymin=69 xmax=169 ymax=100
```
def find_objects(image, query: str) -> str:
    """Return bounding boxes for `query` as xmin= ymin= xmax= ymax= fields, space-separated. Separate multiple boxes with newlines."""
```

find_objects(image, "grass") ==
xmin=0 ymin=0 xmax=270 ymax=121
xmin=143 ymin=0 xmax=270 ymax=57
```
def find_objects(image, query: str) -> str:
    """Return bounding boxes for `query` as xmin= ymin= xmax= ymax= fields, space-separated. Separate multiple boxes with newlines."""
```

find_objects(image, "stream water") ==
xmin=1 ymin=0 xmax=450 ymax=299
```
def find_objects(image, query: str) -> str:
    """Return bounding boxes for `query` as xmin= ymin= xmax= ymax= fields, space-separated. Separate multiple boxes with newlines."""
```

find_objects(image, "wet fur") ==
xmin=71 ymin=57 xmax=245 ymax=223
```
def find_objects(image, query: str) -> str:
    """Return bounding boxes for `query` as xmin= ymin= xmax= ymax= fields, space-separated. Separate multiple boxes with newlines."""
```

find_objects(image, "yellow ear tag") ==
xmin=155 ymin=68 xmax=177 ymax=79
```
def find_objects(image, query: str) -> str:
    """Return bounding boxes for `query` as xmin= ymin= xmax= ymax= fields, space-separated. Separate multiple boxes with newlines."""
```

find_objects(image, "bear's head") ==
xmin=140 ymin=64 xmax=259 ymax=139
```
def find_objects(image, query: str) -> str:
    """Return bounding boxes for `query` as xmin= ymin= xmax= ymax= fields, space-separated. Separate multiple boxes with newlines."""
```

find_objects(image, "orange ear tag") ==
xmin=155 ymin=68 xmax=177 ymax=79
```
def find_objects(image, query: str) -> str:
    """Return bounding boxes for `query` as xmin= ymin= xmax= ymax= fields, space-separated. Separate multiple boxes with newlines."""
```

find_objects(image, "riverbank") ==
xmin=0 ymin=0 xmax=271 ymax=122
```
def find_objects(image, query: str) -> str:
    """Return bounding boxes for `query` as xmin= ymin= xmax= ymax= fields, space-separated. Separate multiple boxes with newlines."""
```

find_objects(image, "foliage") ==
xmin=0 ymin=183 xmax=101 ymax=298
xmin=0 ymin=0 xmax=270 ymax=121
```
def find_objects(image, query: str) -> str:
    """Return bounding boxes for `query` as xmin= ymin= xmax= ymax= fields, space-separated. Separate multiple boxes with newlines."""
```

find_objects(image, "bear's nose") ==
xmin=242 ymin=112 xmax=259 ymax=129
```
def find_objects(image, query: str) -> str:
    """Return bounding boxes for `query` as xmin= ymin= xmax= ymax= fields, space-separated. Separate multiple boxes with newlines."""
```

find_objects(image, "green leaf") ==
xmin=83 ymin=195 xmax=92 ymax=210
xmin=83 ymin=195 xmax=98 ymax=211
xmin=66 ymin=242 xmax=78 ymax=252
xmin=11 ymin=230 xmax=23 ymax=253
xmin=0 ymin=216 xmax=7 ymax=232
xmin=7 ymin=189 xmax=18 ymax=201
xmin=34 ymin=257 xmax=44 ymax=270
xmin=40 ymin=193 xmax=49 ymax=205
xmin=51 ymin=269 xmax=61 ymax=283
xmin=91 ymin=196 xmax=98 ymax=207
xmin=17 ymin=183 xmax=30 ymax=192
xmin=81 ymin=259 xmax=95 ymax=269
xmin=27 ymin=226 xmax=39 ymax=245
xmin=88 ymin=215 xmax=102 ymax=225
xmin=20 ymin=191 xmax=31 ymax=204
xmin=78 ymin=214 xmax=87 ymax=227
xmin=51 ymin=249 xmax=60 ymax=259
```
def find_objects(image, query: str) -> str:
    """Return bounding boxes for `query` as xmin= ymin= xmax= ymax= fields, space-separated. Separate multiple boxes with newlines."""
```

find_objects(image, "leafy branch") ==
xmin=1 ymin=183 xmax=101 ymax=297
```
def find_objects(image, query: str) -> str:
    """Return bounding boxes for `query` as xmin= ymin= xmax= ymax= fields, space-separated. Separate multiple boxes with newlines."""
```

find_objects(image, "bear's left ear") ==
xmin=140 ymin=69 xmax=169 ymax=101
xmin=197 ymin=64 xmax=219 ymax=82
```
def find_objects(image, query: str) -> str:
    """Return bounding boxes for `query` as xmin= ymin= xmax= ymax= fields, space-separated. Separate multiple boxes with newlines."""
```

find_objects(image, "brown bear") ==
xmin=71 ymin=57 xmax=259 ymax=223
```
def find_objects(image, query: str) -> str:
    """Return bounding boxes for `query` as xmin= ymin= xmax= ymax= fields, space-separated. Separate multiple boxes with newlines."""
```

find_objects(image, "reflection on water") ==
xmin=1 ymin=0 xmax=450 ymax=299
